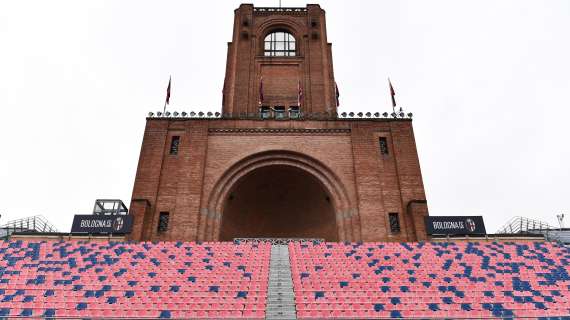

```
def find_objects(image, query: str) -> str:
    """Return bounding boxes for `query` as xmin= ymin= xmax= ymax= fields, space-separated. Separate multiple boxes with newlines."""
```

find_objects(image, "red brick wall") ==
xmin=223 ymin=4 xmax=337 ymax=115
xmin=129 ymin=118 xmax=428 ymax=242
xmin=128 ymin=5 xmax=428 ymax=243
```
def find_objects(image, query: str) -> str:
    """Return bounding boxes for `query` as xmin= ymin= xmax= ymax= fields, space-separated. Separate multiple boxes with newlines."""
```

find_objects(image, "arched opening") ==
xmin=263 ymin=30 xmax=296 ymax=56
xmin=219 ymin=165 xmax=338 ymax=241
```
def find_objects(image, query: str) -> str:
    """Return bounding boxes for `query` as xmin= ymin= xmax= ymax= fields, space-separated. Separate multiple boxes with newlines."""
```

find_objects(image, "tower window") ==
xmin=289 ymin=106 xmax=300 ymax=119
xmin=379 ymin=137 xmax=389 ymax=155
xmin=169 ymin=136 xmax=180 ymax=155
xmin=259 ymin=106 xmax=271 ymax=119
xmin=389 ymin=212 xmax=401 ymax=233
xmin=264 ymin=31 xmax=296 ymax=57
xmin=158 ymin=212 xmax=169 ymax=233
xmin=274 ymin=106 xmax=285 ymax=119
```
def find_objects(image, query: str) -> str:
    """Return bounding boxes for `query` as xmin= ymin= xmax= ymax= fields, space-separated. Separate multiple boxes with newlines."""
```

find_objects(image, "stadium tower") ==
xmin=129 ymin=4 xmax=429 ymax=243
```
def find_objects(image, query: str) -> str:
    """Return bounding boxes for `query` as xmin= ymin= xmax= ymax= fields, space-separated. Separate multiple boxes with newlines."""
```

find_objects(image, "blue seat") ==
xmin=373 ymin=304 xmax=384 ymax=311
xmin=43 ymin=308 xmax=56 ymax=317
xmin=21 ymin=309 xmax=33 ymax=317
xmin=390 ymin=310 xmax=402 ymax=318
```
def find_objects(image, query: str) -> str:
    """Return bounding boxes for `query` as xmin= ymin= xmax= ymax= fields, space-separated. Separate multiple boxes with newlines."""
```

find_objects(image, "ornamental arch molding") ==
xmin=199 ymin=150 xmax=358 ymax=241
xmin=256 ymin=19 xmax=304 ymax=40
xmin=255 ymin=19 xmax=304 ymax=55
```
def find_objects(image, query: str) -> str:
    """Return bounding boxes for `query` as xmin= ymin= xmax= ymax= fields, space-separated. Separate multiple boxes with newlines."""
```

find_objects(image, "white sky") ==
xmin=1 ymin=0 xmax=569 ymax=233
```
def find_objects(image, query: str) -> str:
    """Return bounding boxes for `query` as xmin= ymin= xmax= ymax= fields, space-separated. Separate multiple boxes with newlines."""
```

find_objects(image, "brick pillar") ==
xmin=128 ymin=120 xmax=168 ymax=241
xmin=172 ymin=121 xmax=209 ymax=241
xmin=407 ymin=200 xmax=429 ymax=241
xmin=350 ymin=123 xmax=388 ymax=241
xmin=129 ymin=199 xmax=151 ymax=241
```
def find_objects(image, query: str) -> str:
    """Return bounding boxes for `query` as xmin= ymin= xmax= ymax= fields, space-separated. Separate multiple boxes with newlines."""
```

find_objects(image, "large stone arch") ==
xmin=199 ymin=150 xmax=358 ymax=241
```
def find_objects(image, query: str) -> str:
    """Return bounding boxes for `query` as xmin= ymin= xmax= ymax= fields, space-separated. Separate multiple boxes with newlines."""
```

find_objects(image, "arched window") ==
xmin=264 ymin=31 xmax=296 ymax=56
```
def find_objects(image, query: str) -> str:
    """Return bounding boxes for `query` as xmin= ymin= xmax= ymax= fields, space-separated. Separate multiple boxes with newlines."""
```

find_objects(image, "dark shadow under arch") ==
xmin=219 ymin=165 xmax=338 ymax=241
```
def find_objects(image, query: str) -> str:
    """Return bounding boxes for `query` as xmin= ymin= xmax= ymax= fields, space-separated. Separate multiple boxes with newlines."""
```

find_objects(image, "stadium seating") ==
xmin=290 ymin=241 xmax=570 ymax=318
xmin=1 ymin=239 xmax=569 ymax=318
xmin=0 ymin=240 xmax=270 ymax=319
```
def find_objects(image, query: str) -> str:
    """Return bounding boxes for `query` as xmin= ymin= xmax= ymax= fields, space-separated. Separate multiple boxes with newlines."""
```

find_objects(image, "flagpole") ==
xmin=164 ymin=75 xmax=171 ymax=114
xmin=388 ymin=78 xmax=396 ymax=115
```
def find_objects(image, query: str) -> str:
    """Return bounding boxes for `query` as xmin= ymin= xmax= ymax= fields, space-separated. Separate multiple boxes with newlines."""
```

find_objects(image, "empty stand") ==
xmin=290 ymin=241 xmax=570 ymax=319
xmin=2 ymin=239 xmax=569 ymax=319
xmin=0 ymin=240 xmax=270 ymax=319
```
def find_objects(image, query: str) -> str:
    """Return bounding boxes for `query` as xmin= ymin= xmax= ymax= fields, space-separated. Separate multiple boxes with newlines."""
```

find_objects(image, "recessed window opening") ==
xmin=389 ymin=212 xmax=401 ymax=233
xmin=289 ymin=106 xmax=300 ymax=119
xmin=170 ymin=136 xmax=180 ymax=155
xmin=158 ymin=212 xmax=170 ymax=233
xmin=260 ymin=106 xmax=271 ymax=119
xmin=274 ymin=106 xmax=285 ymax=119
xmin=379 ymin=137 xmax=389 ymax=155
xmin=264 ymin=31 xmax=296 ymax=56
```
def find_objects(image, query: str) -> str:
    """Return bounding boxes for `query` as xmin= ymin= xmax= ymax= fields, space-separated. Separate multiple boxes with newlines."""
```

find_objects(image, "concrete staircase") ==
xmin=265 ymin=244 xmax=296 ymax=319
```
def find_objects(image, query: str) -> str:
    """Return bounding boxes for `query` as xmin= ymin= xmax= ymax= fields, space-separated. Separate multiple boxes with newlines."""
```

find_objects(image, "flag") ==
xmin=335 ymin=82 xmax=340 ymax=107
xmin=389 ymin=78 xmax=396 ymax=108
xmin=298 ymin=80 xmax=304 ymax=107
xmin=259 ymin=76 xmax=264 ymax=106
xmin=165 ymin=76 xmax=171 ymax=105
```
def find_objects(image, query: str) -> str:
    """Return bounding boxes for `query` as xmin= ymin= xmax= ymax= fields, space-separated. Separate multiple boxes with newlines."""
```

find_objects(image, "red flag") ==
xmin=165 ymin=76 xmax=171 ymax=105
xmin=298 ymin=80 xmax=304 ymax=107
xmin=389 ymin=79 xmax=396 ymax=108
xmin=259 ymin=76 xmax=264 ymax=106
xmin=335 ymin=82 xmax=340 ymax=107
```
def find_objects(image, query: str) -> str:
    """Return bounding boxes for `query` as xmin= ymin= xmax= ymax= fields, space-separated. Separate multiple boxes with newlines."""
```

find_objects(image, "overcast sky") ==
xmin=1 ymin=0 xmax=569 ymax=233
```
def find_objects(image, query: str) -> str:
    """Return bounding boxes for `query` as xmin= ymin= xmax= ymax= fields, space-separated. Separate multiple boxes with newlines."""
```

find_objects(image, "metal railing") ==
xmin=234 ymin=238 xmax=324 ymax=245
xmin=496 ymin=216 xmax=555 ymax=234
xmin=93 ymin=199 xmax=128 ymax=216
xmin=494 ymin=216 xmax=570 ymax=243
xmin=0 ymin=215 xmax=58 ymax=238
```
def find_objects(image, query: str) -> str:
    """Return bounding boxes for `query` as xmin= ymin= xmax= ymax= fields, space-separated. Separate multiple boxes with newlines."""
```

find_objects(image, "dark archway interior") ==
xmin=219 ymin=165 xmax=338 ymax=241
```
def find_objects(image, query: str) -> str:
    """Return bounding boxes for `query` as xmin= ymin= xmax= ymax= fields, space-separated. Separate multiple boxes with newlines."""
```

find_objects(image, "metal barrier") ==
xmin=233 ymin=238 xmax=324 ymax=245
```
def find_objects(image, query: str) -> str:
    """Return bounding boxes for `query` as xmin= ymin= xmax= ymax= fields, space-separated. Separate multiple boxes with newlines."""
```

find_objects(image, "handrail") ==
xmin=234 ymin=238 xmax=324 ymax=245
xmin=0 ymin=215 xmax=58 ymax=235
xmin=496 ymin=216 xmax=555 ymax=234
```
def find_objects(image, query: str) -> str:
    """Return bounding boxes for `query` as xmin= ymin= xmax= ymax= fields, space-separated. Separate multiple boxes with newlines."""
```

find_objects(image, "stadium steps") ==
xmin=265 ymin=244 xmax=296 ymax=319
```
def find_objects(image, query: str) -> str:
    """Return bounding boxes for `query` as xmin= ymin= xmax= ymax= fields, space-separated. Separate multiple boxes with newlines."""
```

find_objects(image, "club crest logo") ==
xmin=112 ymin=217 xmax=124 ymax=231
xmin=465 ymin=218 xmax=476 ymax=232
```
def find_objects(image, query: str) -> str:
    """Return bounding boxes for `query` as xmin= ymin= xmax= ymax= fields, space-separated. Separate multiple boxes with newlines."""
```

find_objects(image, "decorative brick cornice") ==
xmin=208 ymin=128 xmax=350 ymax=135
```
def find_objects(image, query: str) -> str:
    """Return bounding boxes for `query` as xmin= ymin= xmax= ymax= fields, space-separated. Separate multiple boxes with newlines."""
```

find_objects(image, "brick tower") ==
xmin=129 ymin=4 xmax=429 ymax=243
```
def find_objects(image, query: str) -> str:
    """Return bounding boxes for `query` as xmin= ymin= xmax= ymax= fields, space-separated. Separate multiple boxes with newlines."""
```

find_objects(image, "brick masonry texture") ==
xmin=129 ymin=4 xmax=429 ymax=242
xmin=129 ymin=118 xmax=429 ymax=242
xmin=223 ymin=4 xmax=336 ymax=115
